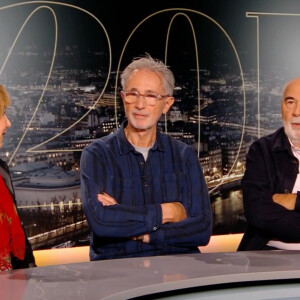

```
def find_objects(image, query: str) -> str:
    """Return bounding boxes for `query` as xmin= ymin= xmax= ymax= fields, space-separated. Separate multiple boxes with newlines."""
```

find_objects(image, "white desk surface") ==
xmin=1 ymin=250 xmax=300 ymax=300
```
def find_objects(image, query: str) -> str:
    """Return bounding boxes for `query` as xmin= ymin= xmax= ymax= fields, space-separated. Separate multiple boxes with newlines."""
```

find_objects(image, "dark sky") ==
xmin=0 ymin=1 xmax=253 ymax=57
xmin=1 ymin=0 xmax=300 ymax=77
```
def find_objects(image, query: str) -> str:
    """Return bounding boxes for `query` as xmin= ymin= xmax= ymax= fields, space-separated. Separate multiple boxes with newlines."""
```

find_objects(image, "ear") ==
xmin=120 ymin=91 xmax=128 ymax=108
xmin=162 ymin=96 xmax=174 ymax=114
xmin=120 ymin=91 xmax=125 ymax=102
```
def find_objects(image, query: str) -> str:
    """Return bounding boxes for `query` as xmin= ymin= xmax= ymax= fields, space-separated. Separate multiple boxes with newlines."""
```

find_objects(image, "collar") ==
xmin=0 ymin=159 xmax=14 ymax=196
xmin=272 ymin=127 xmax=293 ymax=153
xmin=116 ymin=120 xmax=165 ymax=155
xmin=289 ymin=138 xmax=300 ymax=154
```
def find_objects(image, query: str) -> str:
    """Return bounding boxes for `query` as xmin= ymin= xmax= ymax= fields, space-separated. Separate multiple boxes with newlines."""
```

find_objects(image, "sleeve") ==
xmin=295 ymin=192 xmax=300 ymax=212
xmin=242 ymin=142 xmax=300 ymax=242
xmin=80 ymin=145 xmax=162 ymax=239
xmin=148 ymin=148 xmax=212 ymax=248
xmin=11 ymin=231 xmax=36 ymax=269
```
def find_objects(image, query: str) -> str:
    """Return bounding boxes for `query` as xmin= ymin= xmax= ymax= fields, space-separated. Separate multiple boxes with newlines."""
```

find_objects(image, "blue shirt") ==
xmin=80 ymin=122 xmax=212 ymax=260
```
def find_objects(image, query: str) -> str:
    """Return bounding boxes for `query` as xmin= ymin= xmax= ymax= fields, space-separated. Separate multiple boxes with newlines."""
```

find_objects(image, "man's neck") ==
xmin=124 ymin=125 xmax=156 ymax=148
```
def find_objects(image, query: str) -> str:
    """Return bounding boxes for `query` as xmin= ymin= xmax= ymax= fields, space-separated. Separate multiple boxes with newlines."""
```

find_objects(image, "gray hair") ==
xmin=120 ymin=54 xmax=175 ymax=96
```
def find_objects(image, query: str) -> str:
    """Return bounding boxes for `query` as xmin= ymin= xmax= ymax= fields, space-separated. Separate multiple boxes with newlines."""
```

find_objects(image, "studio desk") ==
xmin=2 ymin=234 xmax=300 ymax=299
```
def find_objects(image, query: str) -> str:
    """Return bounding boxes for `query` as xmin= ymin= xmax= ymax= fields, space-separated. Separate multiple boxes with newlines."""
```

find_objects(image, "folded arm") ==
xmin=242 ymin=142 xmax=300 ymax=242
xmin=97 ymin=192 xmax=187 ymax=243
xmin=80 ymin=143 xmax=211 ymax=248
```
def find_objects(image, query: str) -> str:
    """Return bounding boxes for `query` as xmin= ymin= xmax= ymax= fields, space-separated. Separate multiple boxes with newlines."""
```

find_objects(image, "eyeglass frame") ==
xmin=121 ymin=90 xmax=171 ymax=106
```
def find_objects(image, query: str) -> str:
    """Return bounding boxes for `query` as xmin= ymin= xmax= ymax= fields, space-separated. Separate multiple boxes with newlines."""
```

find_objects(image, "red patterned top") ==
xmin=0 ymin=175 xmax=25 ymax=271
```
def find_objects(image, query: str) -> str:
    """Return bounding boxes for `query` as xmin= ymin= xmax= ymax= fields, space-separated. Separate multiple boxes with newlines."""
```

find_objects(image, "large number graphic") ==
xmin=0 ymin=3 xmax=246 ymax=190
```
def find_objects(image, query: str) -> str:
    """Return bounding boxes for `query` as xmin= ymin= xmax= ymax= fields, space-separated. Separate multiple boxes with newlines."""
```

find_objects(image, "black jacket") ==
xmin=238 ymin=127 xmax=300 ymax=250
xmin=0 ymin=159 xmax=36 ymax=269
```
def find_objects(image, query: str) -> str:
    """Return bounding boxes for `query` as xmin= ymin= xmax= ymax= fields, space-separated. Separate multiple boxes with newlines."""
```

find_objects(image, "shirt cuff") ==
xmin=295 ymin=192 xmax=300 ymax=212
xmin=148 ymin=230 xmax=164 ymax=249
xmin=146 ymin=203 xmax=162 ymax=233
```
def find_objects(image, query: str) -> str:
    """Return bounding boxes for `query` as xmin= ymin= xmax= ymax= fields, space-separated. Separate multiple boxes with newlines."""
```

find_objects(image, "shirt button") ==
xmin=153 ymin=226 xmax=157 ymax=231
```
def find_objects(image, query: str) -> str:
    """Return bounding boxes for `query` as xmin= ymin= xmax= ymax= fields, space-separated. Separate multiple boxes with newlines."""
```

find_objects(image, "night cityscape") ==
xmin=1 ymin=0 xmax=300 ymax=249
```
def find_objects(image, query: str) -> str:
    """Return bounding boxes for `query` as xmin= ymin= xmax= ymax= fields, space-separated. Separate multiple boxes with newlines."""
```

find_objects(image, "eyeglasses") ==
xmin=121 ymin=90 xmax=170 ymax=106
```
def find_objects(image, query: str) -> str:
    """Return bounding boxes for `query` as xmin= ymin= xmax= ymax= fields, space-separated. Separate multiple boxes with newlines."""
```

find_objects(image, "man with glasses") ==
xmin=80 ymin=54 xmax=211 ymax=260
xmin=239 ymin=77 xmax=300 ymax=251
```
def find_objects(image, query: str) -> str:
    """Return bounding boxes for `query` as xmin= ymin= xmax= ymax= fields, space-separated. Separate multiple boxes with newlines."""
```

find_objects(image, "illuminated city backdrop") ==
xmin=1 ymin=0 xmax=300 ymax=249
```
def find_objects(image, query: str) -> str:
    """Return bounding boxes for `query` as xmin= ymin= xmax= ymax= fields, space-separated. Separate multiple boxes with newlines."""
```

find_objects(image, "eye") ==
xmin=145 ymin=93 xmax=159 ymax=99
xmin=285 ymin=99 xmax=295 ymax=107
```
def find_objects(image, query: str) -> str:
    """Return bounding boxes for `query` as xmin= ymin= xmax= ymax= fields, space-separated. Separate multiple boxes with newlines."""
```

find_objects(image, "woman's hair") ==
xmin=120 ymin=54 xmax=175 ymax=96
xmin=0 ymin=85 xmax=10 ymax=115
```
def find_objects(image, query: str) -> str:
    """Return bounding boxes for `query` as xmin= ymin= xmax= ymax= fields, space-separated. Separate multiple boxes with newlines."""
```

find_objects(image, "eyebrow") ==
xmin=127 ymin=88 xmax=160 ymax=94
xmin=284 ymin=96 xmax=296 ymax=101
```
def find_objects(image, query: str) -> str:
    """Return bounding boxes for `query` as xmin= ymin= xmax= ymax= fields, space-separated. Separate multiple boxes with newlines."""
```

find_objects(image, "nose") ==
xmin=293 ymin=102 xmax=300 ymax=116
xmin=135 ymin=94 xmax=146 ymax=109
xmin=5 ymin=114 xmax=11 ymax=128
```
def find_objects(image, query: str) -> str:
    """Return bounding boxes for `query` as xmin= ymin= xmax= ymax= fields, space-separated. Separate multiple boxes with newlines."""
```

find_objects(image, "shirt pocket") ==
xmin=161 ymin=172 xmax=184 ymax=203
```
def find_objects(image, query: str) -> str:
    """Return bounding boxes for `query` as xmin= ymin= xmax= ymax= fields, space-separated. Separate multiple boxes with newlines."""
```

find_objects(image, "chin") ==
xmin=132 ymin=125 xmax=151 ymax=131
xmin=285 ymin=125 xmax=300 ymax=140
xmin=287 ymin=132 xmax=300 ymax=143
xmin=129 ymin=120 xmax=155 ymax=131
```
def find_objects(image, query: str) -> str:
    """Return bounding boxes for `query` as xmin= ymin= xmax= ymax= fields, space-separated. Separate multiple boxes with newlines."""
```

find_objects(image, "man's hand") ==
xmin=131 ymin=234 xmax=150 ymax=243
xmin=97 ymin=193 xmax=118 ymax=206
xmin=161 ymin=202 xmax=187 ymax=224
xmin=272 ymin=193 xmax=296 ymax=210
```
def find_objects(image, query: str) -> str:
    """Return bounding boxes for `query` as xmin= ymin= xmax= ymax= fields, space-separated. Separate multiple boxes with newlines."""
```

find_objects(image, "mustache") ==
xmin=290 ymin=118 xmax=300 ymax=124
xmin=131 ymin=110 xmax=149 ymax=117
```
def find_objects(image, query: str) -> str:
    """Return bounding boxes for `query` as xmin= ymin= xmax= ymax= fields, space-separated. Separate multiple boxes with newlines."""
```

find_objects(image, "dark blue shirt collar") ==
xmin=116 ymin=120 xmax=165 ymax=155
